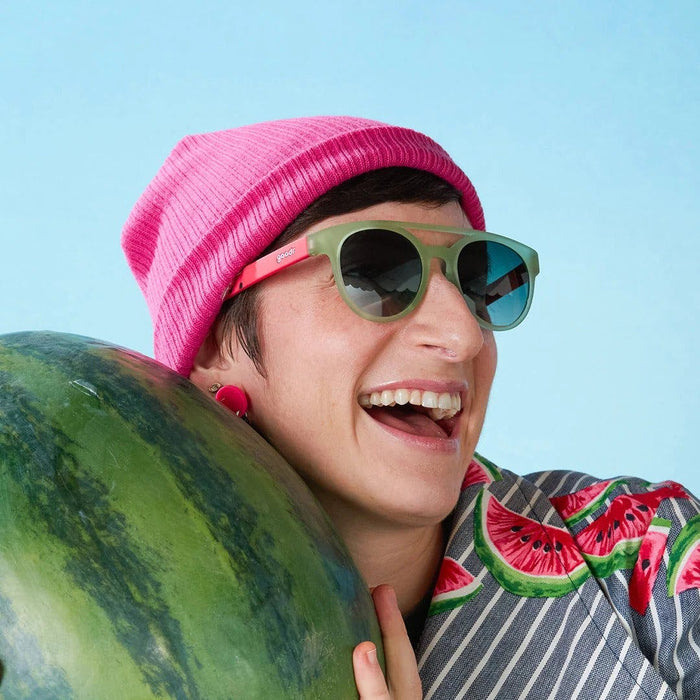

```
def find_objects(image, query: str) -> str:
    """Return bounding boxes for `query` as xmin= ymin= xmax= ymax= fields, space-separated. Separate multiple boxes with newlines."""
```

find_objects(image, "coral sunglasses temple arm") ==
xmin=225 ymin=238 xmax=311 ymax=300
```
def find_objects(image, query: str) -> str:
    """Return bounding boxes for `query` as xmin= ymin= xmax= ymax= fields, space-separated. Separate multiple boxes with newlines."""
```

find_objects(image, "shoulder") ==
xmin=466 ymin=452 xmax=699 ymax=535
xmin=524 ymin=467 xmax=654 ymax=499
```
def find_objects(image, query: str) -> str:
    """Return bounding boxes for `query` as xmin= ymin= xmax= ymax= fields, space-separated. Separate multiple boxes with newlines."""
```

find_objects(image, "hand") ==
xmin=352 ymin=585 xmax=423 ymax=699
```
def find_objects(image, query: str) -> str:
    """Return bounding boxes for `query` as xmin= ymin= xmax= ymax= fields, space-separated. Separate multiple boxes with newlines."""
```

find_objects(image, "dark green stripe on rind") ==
xmin=0 ymin=593 xmax=74 ymax=699
xmin=0 ymin=367 xmax=200 ymax=698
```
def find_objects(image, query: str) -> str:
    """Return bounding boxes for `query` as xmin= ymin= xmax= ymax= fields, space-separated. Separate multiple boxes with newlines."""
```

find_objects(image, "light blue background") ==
xmin=2 ymin=2 xmax=698 ymax=491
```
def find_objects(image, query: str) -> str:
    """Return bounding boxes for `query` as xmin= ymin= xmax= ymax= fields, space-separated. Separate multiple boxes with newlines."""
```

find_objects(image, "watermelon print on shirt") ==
xmin=419 ymin=456 xmax=700 ymax=699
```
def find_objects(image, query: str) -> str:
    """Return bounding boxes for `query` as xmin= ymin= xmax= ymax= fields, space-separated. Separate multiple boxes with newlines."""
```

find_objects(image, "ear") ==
xmin=189 ymin=333 xmax=235 ymax=393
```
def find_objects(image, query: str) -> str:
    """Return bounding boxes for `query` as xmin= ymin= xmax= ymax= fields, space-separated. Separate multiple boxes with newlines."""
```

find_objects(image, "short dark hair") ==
xmin=209 ymin=167 xmax=462 ymax=375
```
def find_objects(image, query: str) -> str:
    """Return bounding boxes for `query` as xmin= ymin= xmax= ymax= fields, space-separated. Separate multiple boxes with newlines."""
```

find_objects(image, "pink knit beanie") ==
xmin=122 ymin=116 xmax=485 ymax=376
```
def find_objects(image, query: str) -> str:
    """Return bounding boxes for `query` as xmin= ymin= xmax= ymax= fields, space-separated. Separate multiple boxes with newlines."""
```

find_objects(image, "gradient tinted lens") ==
xmin=338 ymin=228 xmax=421 ymax=317
xmin=457 ymin=241 xmax=530 ymax=327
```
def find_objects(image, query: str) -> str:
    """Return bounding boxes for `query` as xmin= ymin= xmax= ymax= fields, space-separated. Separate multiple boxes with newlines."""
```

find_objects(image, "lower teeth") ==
xmin=429 ymin=407 xmax=455 ymax=420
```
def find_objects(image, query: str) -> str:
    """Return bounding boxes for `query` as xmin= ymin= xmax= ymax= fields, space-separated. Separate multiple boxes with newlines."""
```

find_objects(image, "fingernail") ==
xmin=366 ymin=647 xmax=378 ymax=666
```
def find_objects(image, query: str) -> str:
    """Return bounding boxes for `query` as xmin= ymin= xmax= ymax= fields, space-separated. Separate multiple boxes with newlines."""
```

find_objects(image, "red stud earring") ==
xmin=209 ymin=384 xmax=249 ymax=418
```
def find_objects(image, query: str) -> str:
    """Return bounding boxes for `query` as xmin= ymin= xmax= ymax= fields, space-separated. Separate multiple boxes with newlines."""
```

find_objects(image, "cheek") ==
xmin=254 ymin=301 xmax=361 ymax=422
xmin=262 ymin=279 xmax=381 ymax=378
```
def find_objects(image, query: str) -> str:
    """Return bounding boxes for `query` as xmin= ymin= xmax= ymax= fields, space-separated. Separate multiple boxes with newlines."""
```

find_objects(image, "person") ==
xmin=122 ymin=116 xmax=700 ymax=699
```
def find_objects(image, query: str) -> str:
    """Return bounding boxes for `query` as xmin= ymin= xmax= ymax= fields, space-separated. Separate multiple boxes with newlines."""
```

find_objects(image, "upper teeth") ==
xmin=358 ymin=389 xmax=462 ymax=421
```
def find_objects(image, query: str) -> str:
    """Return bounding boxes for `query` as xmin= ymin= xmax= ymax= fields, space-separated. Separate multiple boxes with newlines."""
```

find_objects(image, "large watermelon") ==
xmin=0 ymin=331 xmax=382 ymax=699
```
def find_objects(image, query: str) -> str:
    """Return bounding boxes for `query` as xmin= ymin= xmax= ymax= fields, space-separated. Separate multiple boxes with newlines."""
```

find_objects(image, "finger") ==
xmin=372 ymin=585 xmax=422 ymax=698
xmin=353 ymin=641 xmax=390 ymax=699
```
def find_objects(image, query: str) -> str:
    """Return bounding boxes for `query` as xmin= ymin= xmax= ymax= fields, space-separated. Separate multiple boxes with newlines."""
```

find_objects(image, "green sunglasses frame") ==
xmin=227 ymin=220 xmax=540 ymax=331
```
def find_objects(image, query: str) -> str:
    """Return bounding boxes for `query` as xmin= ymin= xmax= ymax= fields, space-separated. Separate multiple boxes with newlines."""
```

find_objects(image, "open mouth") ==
xmin=358 ymin=388 xmax=462 ymax=439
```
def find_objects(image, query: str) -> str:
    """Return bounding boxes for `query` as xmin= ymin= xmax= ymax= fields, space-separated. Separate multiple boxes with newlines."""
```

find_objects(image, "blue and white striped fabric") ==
xmin=417 ymin=458 xmax=700 ymax=699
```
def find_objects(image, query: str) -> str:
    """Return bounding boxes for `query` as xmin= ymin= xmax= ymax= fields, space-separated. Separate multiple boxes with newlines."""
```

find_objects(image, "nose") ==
xmin=402 ymin=260 xmax=486 ymax=362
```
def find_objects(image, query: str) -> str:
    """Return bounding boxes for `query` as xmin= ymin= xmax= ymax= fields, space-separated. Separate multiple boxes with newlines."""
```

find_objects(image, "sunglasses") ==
xmin=226 ymin=221 xmax=540 ymax=331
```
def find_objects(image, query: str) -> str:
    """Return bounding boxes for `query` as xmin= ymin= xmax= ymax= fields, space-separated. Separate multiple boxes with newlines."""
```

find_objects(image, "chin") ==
xmin=381 ymin=483 xmax=462 ymax=527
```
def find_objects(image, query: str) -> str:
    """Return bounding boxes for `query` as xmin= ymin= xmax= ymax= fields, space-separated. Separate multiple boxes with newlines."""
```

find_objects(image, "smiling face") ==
xmin=197 ymin=200 xmax=497 ymax=531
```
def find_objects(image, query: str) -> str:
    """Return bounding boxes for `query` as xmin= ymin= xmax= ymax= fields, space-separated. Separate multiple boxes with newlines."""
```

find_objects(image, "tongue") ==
xmin=368 ymin=406 xmax=449 ymax=439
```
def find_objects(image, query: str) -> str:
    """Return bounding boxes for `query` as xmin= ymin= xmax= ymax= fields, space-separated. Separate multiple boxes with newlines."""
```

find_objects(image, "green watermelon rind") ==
xmin=667 ymin=513 xmax=700 ymax=596
xmin=474 ymin=490 xmax=590 ymax=598
xmin=649 ymin=516 xmax=673 ymax=531
xmin=584 ymin=517 xmax=671 ymax=581
xmin=581 ymin=538 xmax=644 ymax=579
xmin=428 ymin=583 xmax=483 ymax=617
